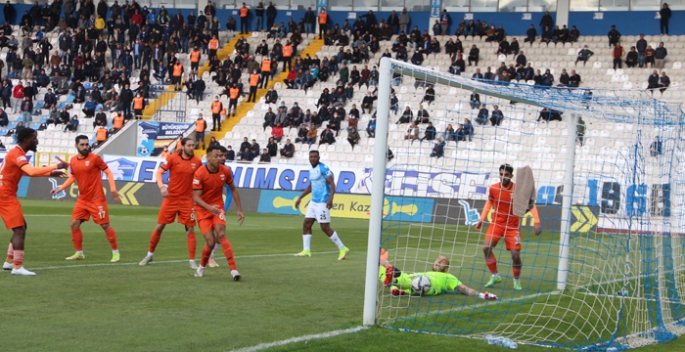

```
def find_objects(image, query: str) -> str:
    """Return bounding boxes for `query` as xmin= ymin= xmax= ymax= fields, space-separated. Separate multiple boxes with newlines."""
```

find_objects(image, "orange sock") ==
xmin=6 ymin=242 xmax=13 ymax=263
xmin=187 ymin=233 xmax=196 ymax=260
xmin=218 ymin=237 xmax=237 ymax=270
xmin=105 ymin=227 xmax=118 ymax=251
xmin=13 ymin=249 xmax=24 ymax=269
xmin=513 ymin=264 xmax=522 ymax=280
xmin=200 ymin=245 xmax=212 ymax=267
xmin=486 ymin=255 xmax=498 ymax=275
xmin=148 ymin=230 xmax=161 ymax=253
xmin=71 ymin=228 xmax=83 ymax=251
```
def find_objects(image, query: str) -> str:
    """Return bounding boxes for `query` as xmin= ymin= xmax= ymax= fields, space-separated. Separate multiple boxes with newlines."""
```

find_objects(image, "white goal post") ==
xmin=362 ymin=57 xmax=685 ymax=350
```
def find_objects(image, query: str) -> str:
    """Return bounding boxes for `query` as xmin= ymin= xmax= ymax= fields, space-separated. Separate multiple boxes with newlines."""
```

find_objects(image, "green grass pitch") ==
xmin=0 ymin=199 xmax=684 ymax=352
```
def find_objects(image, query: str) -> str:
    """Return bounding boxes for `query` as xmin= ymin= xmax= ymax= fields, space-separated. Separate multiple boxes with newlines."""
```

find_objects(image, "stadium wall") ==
xmin=25 ymin=177 xmax=263 ymax=209
xmin=1 ymin=5 xmax=681 ymax=36
xmin=21 ymin=176 xmax=600 ymax=236
xmin=97 ymin=122 xmax=138 ymax=156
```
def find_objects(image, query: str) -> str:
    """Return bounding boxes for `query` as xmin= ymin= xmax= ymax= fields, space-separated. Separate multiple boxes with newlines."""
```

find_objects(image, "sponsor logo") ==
xmin=258 ymin=190 xmax=434 ymax=222
xmin=49 ymin=178 xmax=66 ymax=200
xmin=106 ymin=158 xmax=138 ymax=181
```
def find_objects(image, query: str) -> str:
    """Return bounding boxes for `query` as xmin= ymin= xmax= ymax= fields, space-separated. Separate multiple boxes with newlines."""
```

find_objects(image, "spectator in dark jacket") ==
xmin=660 ymin=3 xmax=671 ymax=35
xmin=430 ymin=137 xmax=445 ymax=158
xmin=659 ymin=71 xmax=670 ymax=93
xmin=0 ymin=107 xmax=8 ymax=127
xmin=524 ymin=24 xmax=536 ymax=45
xmin=608 ymin=25 xmax=621 ymax=47
xmin=490 ymin=105 xmax=504 ymax=126
xmin=647 ymin=70 xmax=660 ymax=90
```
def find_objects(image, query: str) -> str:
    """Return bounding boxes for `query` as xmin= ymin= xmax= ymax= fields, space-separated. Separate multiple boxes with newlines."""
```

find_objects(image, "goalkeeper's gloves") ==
xmin=390 ymin=287 xmax=406 ymax=296
xmin=479 ymin=292 xmax=498 ymax=300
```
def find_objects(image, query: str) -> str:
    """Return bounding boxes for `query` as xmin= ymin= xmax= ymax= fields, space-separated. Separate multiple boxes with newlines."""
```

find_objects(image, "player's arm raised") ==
xmin=475 ymin=200 xmax=493 ymax=230
xmin=325 ymin=175 xmax=336 ymax=209
xmin=155 ymin=167 xmax=168 ymax=197
xmin=193 ymin=188 xmax=220 ymax=215
xmin=50 ymin=175 xmax=76 ymax=196
xmin=103 ymin=168 xmax=121 ymax=203
xmin=226 ymin=181 xmax=244 ymax=226
xmin=294 ymin=184 xmax=312 ymax=209
xmin=21 ymin=162 xmax=68 ymax=177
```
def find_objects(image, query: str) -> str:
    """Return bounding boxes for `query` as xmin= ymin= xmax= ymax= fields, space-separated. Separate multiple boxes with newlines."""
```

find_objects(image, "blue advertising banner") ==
xmin=136 ymin=122 xmax=191 ymax=157
xmin=257 ymin=190 xmax=435 ymax=223
xmin=317 ymin=0 xmax=327 ymax=12
xmin=430 ymin=0 xmax=442 ymax=19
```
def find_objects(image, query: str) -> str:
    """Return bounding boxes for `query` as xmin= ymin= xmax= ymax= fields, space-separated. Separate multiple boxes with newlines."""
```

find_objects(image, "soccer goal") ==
xmin=362 ymin=57 xmax=685 ymax=350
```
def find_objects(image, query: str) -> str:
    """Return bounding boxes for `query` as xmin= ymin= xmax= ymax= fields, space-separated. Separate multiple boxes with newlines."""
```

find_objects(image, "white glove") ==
xmin=479 ymin=292 xmax=498 ymax=300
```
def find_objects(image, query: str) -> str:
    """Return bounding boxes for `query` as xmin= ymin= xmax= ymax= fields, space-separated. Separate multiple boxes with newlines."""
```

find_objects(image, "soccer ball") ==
xmin=411 ymin=275 xmax=431 ymax=295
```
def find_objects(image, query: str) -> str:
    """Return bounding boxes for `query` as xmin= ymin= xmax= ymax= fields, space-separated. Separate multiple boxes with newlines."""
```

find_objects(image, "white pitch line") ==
xmin=228 ymin=326 xmax=369 ymax=352
xmin=397 ymin=290 xmax=562 ymax=321
xmin=26 ymin=251 xmax=339 ymax=271
xmin=23 ymin=214 xmax=300 ymax=229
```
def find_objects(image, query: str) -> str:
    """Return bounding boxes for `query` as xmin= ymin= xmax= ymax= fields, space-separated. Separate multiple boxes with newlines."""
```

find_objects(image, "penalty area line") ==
xmin=228 ymin=326 xmax=369 ymax=352
xmin=28 ymin=251 xmax=339 ymax=271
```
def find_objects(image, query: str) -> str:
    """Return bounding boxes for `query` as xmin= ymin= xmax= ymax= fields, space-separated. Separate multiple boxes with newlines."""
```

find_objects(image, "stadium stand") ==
xmin=0 ymin=2 xmax=681 ymax=173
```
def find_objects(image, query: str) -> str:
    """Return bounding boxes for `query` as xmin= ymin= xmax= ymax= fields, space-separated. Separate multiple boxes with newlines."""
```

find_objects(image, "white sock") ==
xmin=303 ymin=234 xmax=312 ymax=251
xmin=493 ymin=273 xmax=500 ymax=277
xmin=77 ymin=251 xmax=84 ymax=255
xmin=112 ymin=250 xmax=119 ymax=254
xmin=329 ymin=232 xmax=345 ymax=250
xmin=211 ymin=243 xmax=219 ymax=257
xmin=189 ymin=259 xmax=195 ymax=264
xmin=147 ymin=251 xmax=154 ymax=257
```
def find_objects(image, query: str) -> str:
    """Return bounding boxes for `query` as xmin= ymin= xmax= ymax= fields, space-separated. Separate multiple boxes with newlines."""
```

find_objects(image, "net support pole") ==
xmin=363 ymin=57 xmax=392 ymax=326
xmin=557 ymin=113 xmax=578 ymax=291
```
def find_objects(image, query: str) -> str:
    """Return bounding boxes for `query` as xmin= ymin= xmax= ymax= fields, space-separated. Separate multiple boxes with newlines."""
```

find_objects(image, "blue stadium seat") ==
xmin=0 ymin=129 xmax=7 ymax=136
xmin=7 ymin=122 xmax=17 ymax=129
xmin=66 ymin=95 xmax=75 ymax=103
xmin=57 ymin=102 xmax=67 ymax=110
xmin=39 ymin=116 xmax=48 ymax=123
xmin=34 ymin=101 xmax=45 ymax=110
xmin=30 ymin=123 xmax=40 ymax=129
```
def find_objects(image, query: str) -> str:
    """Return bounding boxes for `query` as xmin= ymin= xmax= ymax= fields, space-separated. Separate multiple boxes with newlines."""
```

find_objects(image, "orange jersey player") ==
xmin=51 ymin=135 xmax=123 ymax=263
xmin=139 ymin=138 xmax=202 ymax=268
xmin=2 ymin=128 xmax=68 ymax=276
xmin=192 ymin=145 xmax=244 ymax=280
xmin=474 ymin=164 xmax=541 ymax=291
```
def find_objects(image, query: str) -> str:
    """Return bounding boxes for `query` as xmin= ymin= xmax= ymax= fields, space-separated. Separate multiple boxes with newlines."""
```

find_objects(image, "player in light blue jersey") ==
xmin=294 ymin=150 xmax=350 ymax=260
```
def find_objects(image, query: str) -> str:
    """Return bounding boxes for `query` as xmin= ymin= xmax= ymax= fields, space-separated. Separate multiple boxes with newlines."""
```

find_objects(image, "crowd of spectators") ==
xmin=1 ymin=1 xmax=677 ymax=162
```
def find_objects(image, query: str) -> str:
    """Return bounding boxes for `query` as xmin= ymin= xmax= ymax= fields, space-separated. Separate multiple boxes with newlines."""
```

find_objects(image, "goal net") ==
xmin=363 ymin=57 xmax=685 ymax=350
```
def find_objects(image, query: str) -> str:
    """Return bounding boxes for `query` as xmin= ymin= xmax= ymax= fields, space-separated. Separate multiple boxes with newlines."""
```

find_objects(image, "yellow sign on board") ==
xmin=272 ymin=194 xmax=418 ymax=219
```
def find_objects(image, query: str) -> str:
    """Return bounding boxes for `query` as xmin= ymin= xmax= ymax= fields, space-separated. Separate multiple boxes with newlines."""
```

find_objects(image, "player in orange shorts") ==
xmin=139 ymin=138 xmax=202 ymax=268
xmin=2 ymin=128 xmax=68 ymax=276
xmin=51 ymin=135 xmax=122 ymax=262
xmin=475 ymin=164 xmax=541 ymax=290
xmin=192 ymin=145 xmax=245 ymax=279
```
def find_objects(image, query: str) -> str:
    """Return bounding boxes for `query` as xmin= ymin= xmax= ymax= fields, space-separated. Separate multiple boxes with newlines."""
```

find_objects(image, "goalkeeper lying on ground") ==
xmin=379 ymin=249 xmax=498 ymax=300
